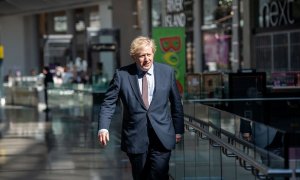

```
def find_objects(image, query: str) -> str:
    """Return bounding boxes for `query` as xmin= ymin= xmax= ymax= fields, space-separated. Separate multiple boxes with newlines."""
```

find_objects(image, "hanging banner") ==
xmin=152 ymin=27 xmax=186 ymax=95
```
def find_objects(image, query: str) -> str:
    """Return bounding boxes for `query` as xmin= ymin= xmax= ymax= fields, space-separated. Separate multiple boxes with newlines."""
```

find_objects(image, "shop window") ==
xmin=203 ymin=0 xmax=233 ymax=25
xmin=151 ymin=0 xmax=195 ymax=72
xmin=255 ymin=31 xmax=300 ymax=73
xmin=89 ymin=10 xmax=100 ymax=28
xmin=75 ymin=9 xmax=85 ymax=32
xmin=203 ymin=32 xmax=230 ymax=71
xmin=254 ymin=35 xmax=272 ymax=72
xmin=152 ymin=0 xmax=162 ymax=27
xmin=291 ymin=32 xmax=300 ymax=71
xmin=202 ymin=0 xmax=233 ymax=72
xmin=54 ymin=12 xmax=67 ymax=33
xmin=273 ymin=34 xmax=288 ymax=71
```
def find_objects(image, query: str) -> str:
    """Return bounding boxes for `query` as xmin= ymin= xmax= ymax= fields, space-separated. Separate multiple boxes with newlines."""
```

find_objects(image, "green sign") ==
xmin=152 ymin=27 xmax=186 ymax=95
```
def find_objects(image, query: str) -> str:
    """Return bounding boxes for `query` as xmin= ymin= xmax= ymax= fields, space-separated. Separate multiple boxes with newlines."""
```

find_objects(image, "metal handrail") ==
xmin=186 ymin=97 xmax=300 ymax=102
xmin=183 ymin=111 xmax=295 ymax=178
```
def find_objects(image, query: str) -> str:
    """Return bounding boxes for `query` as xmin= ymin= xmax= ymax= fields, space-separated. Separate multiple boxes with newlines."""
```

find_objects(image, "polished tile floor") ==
xmin=0 ymin=98 xmax=132 ymax=180
xmin=0 ymin=92 xmax=257 ymax=180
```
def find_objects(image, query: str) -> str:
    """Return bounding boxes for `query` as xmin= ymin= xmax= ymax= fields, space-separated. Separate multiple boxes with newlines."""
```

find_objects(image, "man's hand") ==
xmin=176 ymin=134 xmax=182 ymax=143
xmin=98 ymin=131 xmax=109 ymax=146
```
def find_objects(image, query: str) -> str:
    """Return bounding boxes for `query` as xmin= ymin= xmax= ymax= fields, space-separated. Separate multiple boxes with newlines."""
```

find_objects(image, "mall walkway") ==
xmin=0 ymin=97 xmax=133 ymax=180
xmin=0 ymin=91 xmax=258 ymax=180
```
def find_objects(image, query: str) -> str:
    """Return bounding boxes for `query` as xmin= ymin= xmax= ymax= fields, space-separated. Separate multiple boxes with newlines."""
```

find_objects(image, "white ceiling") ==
xmin=0 ymin=0 xmax=101 ymax=16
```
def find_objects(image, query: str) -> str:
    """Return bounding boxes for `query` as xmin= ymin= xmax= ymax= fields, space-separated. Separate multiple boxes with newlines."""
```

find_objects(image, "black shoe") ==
xmin=43 ymin=108 xmax=51 ymax=112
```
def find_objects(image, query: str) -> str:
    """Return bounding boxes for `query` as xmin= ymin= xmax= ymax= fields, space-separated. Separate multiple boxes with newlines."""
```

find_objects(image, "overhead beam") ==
xmin=0 ymin=0 xmax=101 ymax=17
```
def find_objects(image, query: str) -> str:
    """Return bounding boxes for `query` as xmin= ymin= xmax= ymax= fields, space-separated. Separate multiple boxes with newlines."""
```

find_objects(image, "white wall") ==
xmin=112 ymin=0 xmax=141 ymax=67
xmin=99 ymin=0 xmax=112 ymax=28
xmin=0 ymin=16 xmax=26 ymax=77
xmin=99 ymin=0 xmax=114 ymax=81
xmin=0 ymin=15 xmax=39 ymax=77
xmin=24 ymin=15 xmax=40 ymax=75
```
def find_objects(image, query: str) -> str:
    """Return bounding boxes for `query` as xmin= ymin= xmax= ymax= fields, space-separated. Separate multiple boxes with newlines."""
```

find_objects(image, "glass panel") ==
xmin=254 ymin=35 xmax=272 ymax=72
xmin=202 ymin=0 xmax=233 ymax=72
xmin=207 ymin=106 xmax=222 ymax=180
xmin=209 ymin=141 xmax=222 ymax=179
xmin=177 ymin=98 xmax=300 ymax=179
xmin=255 ymin=30 xmax=300 ymax=72
xmin=290 ymin=31 xmax=300 ymax=71
xmin=273 ymin=34 xmax=288 ymax=71
xmin=251 ymin=121 xmax=285 ymax=168
xmin=169 ymin=129 xmax=185 ymax=179
xmin=203 ymin=32 xmax=231 ymax=71
xmin=151 ymin=0 xmax=162 ymax=27
xmin=203 ymin=0 xmax=233 ymax=25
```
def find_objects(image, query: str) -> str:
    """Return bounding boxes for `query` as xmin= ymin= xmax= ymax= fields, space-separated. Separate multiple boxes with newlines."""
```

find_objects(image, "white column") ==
xmin=99 ymin=0 xmax=112 ymax=28
xmin=0 ymin=16 xmax=26 ymax=76
xmin=242 ymin=0 xmax=252 ymax=69
xmin=193 ymin=0 xmax=202 ymax=73
xmin=66 ymin=10 xmax=77 ymax=60
xmin=231 ymin=0 xmax=241 ymax=72
xmin=141 ymin=0 xmax=150 ymax=36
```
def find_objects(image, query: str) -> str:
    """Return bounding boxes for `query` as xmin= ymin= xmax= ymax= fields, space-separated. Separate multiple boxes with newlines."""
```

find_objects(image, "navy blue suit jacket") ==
xmin=98 ymin=62 xmax=184 ymax=154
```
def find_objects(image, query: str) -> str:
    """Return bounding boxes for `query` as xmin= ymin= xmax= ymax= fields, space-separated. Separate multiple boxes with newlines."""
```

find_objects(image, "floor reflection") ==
xmin=0 ymin=96 xmax=262 ymax=180
xmin=0 ymin=101 xmax=131 ymax=180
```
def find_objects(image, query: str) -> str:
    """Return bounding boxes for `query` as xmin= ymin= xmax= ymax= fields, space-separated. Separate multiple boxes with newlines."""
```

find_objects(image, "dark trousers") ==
xmin=44 ymin=88 xmax=49 ymax=109
xmin=127 ymin=128 xmax=171 ymax=180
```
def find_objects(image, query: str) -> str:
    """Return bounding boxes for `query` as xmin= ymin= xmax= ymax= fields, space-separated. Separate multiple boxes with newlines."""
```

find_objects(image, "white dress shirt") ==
xmin=138 ymin=65 xmax=155 ymax=105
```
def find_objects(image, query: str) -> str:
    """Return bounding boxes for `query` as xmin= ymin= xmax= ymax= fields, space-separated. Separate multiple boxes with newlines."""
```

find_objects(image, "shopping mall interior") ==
xmin=0 ymin=0 xmax=300 ymax=179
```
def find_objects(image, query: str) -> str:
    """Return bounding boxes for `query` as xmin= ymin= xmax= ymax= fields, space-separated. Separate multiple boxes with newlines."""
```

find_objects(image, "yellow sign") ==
xmin=0 ymin=45 xmax=4 ymax=60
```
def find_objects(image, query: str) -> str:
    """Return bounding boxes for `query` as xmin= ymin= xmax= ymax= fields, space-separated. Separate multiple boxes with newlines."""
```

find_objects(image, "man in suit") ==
xmin=98 ymin=36 xmax=184 ymax=180
xmin=42 ymin=66 xmax=54 ymax=111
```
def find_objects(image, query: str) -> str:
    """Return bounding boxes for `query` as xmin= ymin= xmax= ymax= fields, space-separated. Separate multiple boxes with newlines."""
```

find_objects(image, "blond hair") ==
xmin=130 ymin=36 xmax=156 ymax=57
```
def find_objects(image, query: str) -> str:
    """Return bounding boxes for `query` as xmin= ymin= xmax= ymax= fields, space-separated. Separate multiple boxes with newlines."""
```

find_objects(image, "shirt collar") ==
xmin=147 ymin=64 xmax=154 ymax=76
xmin=136 ymin=64 xmax=154 ymax=76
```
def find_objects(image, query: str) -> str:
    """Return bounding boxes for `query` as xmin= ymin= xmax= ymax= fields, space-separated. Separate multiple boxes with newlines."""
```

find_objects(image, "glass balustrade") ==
xmin=170 ymin=98 xmax=300 ymax=180
xmin=41 ymin=85 xmax=300 ymax=180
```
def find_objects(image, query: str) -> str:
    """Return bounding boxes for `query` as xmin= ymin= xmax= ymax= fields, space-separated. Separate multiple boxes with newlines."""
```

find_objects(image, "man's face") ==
xmin=134 ymin=45 xmax=154 ymax=72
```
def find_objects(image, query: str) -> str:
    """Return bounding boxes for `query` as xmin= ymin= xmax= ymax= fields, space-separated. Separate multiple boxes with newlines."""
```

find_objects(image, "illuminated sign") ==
xmin=260 ymin=0 xmax=295 ymax=28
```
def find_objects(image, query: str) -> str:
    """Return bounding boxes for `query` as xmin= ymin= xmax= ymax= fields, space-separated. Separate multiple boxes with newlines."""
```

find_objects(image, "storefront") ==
xmin=151 ymin=0 xmax=194 ymax=72
xmin=202 ymin=0 xmax=234 ymax=72
xmin=150 ymin=0 xmax=245 ymax=73
xmin=253 ymin=0 xmax=300 ymax=72
xmin=253 ymin=0 xmax=300 ymax=86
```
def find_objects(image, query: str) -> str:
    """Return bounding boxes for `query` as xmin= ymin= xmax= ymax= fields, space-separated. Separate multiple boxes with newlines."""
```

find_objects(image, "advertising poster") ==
xmin=152 ymin=27 xmax=186 ymax=95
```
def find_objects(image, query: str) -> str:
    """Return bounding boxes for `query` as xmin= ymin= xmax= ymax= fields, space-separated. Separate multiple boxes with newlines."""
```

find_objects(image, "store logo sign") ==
xmin=164 ymin=0 xmax=186 ymax=27
xmin=260 ymin=0 xmax=295 ymax=28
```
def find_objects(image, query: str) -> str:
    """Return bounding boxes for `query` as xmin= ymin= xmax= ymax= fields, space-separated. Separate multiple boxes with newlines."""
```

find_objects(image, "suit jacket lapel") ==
xmin=128 ymin=65 xmax=146 ymax=108
xmin=152 ymin=63 xmax=159 ymax=103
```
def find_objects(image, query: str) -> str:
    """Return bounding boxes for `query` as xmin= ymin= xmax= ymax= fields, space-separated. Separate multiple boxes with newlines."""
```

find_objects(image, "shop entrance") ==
xmin=87 ymin=28 xmax=120 ymax=88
